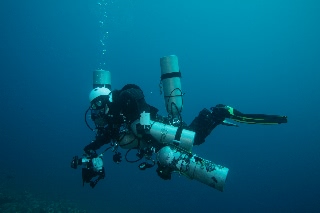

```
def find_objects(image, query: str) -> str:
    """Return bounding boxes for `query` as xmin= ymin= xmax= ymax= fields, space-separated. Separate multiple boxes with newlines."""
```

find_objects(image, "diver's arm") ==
xmin=83 ymin=129 xmax=112 ymax=154
xmin=83 ymin=140 xmax=104 ymax=154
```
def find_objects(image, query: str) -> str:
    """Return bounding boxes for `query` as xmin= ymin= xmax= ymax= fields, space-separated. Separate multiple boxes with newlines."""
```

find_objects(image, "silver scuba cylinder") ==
xmin=118 ymin=112 xmax=195 ymax=152
xmin=160 ymin=55 xmax=183 ymax=120
xmin=93 ymin=69 xmax=111 ymax=89
xmin=149 ymin=121 xmax=195 ymax=152
xmin=157 ymin=145 xmax=229 ymax=192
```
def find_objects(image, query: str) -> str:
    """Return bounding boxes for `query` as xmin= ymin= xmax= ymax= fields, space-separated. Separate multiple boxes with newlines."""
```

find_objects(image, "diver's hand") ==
xmin=71 ymin=156 xmax=82 ymax=169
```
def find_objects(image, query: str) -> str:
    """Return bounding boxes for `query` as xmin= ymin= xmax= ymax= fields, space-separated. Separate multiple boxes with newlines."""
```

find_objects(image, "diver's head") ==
xmin=89 ymin=87 xmax=112 ymax=127
xmin=89 ymin=87 xmax=112 ymax=110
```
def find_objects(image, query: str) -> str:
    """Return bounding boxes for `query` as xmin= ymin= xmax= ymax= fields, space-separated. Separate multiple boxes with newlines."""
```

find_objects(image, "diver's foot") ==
xmin=210 ymin=104 xmax=232 ymax=120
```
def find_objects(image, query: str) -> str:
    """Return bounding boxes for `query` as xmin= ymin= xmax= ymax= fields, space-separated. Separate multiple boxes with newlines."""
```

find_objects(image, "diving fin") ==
xmin=222 ymin=120 xmax=239 ymax=127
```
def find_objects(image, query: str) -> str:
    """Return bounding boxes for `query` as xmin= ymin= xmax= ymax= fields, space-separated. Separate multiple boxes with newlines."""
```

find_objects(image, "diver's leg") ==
xmin=188 ymin=108 xmax=225 ymax=145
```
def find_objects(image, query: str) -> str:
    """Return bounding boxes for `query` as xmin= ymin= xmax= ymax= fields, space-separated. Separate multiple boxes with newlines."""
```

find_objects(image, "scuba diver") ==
xmin=71 ymin=55 xmax=287 ymax=191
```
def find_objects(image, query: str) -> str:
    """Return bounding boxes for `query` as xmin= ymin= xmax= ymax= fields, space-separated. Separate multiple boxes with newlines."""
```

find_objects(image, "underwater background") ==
xmin=1 ymin=0 xmax=320 ymax=212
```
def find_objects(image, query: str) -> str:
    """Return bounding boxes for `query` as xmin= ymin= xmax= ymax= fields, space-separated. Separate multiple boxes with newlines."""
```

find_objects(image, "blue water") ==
xmin=1 ymin=0 xmax=320 ymax=212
